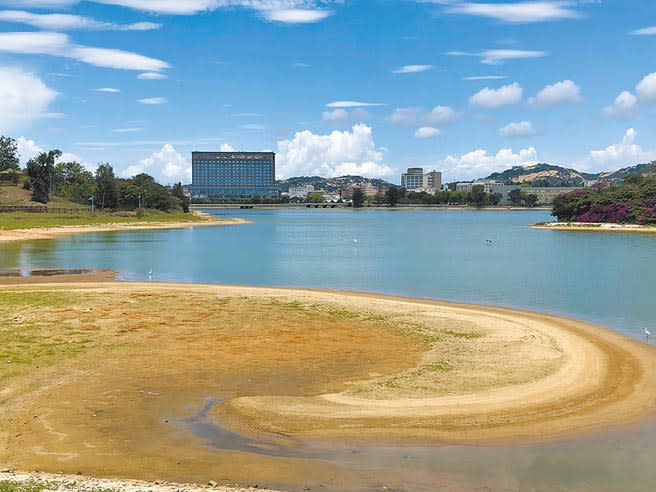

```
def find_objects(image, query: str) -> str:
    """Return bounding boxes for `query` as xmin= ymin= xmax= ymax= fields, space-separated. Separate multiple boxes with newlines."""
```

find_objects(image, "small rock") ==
xmin=208 ymin=481 xmax=217 ymax=487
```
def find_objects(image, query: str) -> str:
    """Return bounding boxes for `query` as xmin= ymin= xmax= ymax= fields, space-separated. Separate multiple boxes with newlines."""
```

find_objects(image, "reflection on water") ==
xmin=2 ymin=209 xmax=656 ymax=491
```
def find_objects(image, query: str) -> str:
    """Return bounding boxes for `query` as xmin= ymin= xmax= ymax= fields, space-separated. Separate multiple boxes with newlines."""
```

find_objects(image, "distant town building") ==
xmin=455 ymin=180 xmax=584 ymax=205
xmin=342 ymin=182 xmax=379 ymax=200
xmin=189 ymin=151 xmax=279 ymax=201
xmin=288 ymin=184 xmax=315 ymax=199
xmin=401 ymin=168 xmax=442 ymax=193
xmin=401 ymin=168 xmax=425 ymax=190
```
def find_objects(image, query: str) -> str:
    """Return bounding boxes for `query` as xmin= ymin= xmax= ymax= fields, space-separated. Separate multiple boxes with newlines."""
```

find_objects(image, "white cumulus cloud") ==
xmin=276 ymin=124 xmax=393 ymax=179
xmin=121 ymin=144 xmax=191 ymax=184
xmin=499 ymin=121 xmax=537 ymax=137
xmin=441 ymin=146 xmax=539 ymax=181
xmin=603 ymin=91 xmax=638 ymax=119
xmin=414 ymin=127 xmax=441 ymax=139
xmin=469 ymin=82 xmax=523 ymax=109
xmin=528 ymin=80 xmax=581 ymax=107
xmin=636 ymin=72 xmax=656 ymax=103
xmin=0 ymin=67 xmax=58 ymax=133
xmin=388 ymin=105 xmax=460 ymax=126
xmin=631 ymin=26 xmax=656 ymax=36
xmin=589 ymin=128 xmax=656 ymax=165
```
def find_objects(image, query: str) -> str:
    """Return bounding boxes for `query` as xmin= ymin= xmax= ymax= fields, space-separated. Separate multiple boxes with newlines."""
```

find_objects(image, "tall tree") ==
xmin=352 ymin=188 xmax=365 ymax=208
xmin=470 ymin=185 xmax=487 ymax=208
xmin=0 ymin=136 xmax=20 ymax=173
xmin=385 ymin=186 xmax=400 ymax=206
xmin=26 ymin=150 xmax=61 ymax=204
xmin=95 ymin=163 xmax=118 ymax=209
xmin=53 ymin=161 xmax=95 ymax=204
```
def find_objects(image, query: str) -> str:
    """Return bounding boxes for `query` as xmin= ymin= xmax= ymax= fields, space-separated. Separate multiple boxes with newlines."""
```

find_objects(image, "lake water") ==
xmin=1 ymin=208 xmax=656 ymax=491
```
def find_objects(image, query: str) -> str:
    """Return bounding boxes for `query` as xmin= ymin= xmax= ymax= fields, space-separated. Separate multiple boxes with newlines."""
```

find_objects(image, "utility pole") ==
xmin=89 ymin=195 xmax=95 ymax=213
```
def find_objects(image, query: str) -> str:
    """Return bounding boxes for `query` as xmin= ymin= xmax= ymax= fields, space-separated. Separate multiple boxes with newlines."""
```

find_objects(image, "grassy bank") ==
xmin=0 ymin=210 xmax=204 ymax=230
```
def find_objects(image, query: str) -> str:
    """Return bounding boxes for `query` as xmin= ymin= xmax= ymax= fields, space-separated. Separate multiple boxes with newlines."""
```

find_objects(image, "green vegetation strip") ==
xmin=0 ymin=210 xmax=205 ymax=230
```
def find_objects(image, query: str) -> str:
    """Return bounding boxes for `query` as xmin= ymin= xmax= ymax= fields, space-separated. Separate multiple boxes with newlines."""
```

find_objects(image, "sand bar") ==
xmin=0 ymin=282 xmax=655 ymax=486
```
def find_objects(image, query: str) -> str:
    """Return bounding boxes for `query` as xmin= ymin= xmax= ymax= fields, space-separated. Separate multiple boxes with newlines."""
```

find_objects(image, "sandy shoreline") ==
xmin=0 ymin=214 xmax=249 ymax=243
xmin=533 ymin=221 xmax=656 ymax=233
xmin=0 ymin=471 xmax=281 ymax=492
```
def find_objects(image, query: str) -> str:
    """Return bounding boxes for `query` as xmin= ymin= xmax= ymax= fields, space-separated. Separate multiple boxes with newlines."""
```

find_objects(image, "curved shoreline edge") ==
xmin=2 ymin=282 xmax=655 ymax=446
xmin=0 ymin=214 xmax=250 ymax=243
xmin=533 ymin=221 xmax=656 ymax=233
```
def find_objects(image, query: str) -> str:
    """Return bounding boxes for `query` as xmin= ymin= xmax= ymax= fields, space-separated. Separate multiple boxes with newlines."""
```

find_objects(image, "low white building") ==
xmin=288 ymin=184 xmax=315 ymax=199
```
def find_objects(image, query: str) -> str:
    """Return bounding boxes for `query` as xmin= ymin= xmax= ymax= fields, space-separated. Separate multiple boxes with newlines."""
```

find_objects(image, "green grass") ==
xmin=0 ymin=481 xmax=48 ymax=492
xmin=0 ymin=209 xmax=204 ymax=230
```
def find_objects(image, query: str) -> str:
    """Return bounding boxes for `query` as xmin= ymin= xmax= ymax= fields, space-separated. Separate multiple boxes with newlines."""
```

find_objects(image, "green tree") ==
xmin=489 ymin=192 xmax=503 ymax=206
xmin=307 ymin=191 xmax=325 ymax=203
xmin=508 ymin=188 xmax=523 ymax=206
xmin=385 ymin=186 xmax=400 ymax=206
xmin=525 ymin=194 xmax=539 ymax=207
xmin=95 ymin=163 xmax=118 ymax=209
xmin=53 ymin=161 xmax=96 ymax=204
xmin=470 ymin=185 xmax=488 ymax=208
xmin=26 ymin=150 xmax=61 ymax=203
xmin=352 ymin=188 xmax=365 ymax=208
xmin=0 ymin=136 xmax=20 ymax=172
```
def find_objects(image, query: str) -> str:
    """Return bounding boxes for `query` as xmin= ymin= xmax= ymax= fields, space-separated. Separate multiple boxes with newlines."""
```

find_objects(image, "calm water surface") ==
xmin=1 ymin=209 xmax=655 ymax=491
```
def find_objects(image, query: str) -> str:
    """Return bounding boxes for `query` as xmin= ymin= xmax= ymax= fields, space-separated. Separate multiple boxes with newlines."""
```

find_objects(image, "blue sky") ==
xmin=1 ymin=0 xmax=655 ymax=184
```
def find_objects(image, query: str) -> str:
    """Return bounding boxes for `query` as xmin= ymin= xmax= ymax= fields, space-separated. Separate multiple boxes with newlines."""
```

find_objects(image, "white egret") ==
xmin=645 ymin=328 xmax=651 ymax=340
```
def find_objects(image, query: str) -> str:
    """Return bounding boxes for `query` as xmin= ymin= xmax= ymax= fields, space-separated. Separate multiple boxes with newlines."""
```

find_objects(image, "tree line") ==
xmin=552 ymin=172 xmax=656 ymax=224
xmin=0 ymin=136 xmax=189 ymax=213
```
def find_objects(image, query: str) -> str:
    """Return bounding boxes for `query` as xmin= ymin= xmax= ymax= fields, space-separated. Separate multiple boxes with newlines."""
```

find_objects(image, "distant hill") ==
xmin=277 ymin=175 xmax=394 ymax=192
xmin=485 ymin=163 xmax=597 ymax=187
xmin=597 ymin=161 xmax=656 ymax=182
xmin=482 ymin=161 xmax=656 ymax=186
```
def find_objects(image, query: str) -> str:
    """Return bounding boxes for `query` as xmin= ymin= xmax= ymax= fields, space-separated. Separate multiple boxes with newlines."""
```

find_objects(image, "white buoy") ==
xmin=353 ymin=238 xmax=358 ymax=244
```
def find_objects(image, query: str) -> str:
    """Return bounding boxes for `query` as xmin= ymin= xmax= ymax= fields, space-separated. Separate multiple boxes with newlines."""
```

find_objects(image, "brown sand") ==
xmin=0 ymin=283 xmax=655 ymax=487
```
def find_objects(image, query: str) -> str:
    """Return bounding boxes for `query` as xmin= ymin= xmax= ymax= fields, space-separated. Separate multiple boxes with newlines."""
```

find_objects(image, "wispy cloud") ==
xmin=0 ymin=31 xmax=170 ymax=72
xmin=326 ymin=101 xmax=384 ymax=108
xmin=138 ymin=97 xmax=167 ymax=105
xmin=630 ymin=26 xmax=656 ymax=36
xmin=448 ymin=49 xmax=547 ymax=65
xmin=137 ymin=72 xmax=168 ymax=80
xmin=393 ymin=64 xmax=432 ymax=74
xmin=442 ymin=1 xmax=580 ymax=23
xmin=95 ymin=87 xmax=120 ymax=93
xmin=0 ymin=10 xmax=161 ymax=31
xmin=465 ymin=75 xmax=507 ymax=81
xmin=112 ymin=127 xmax=143 ymax=133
